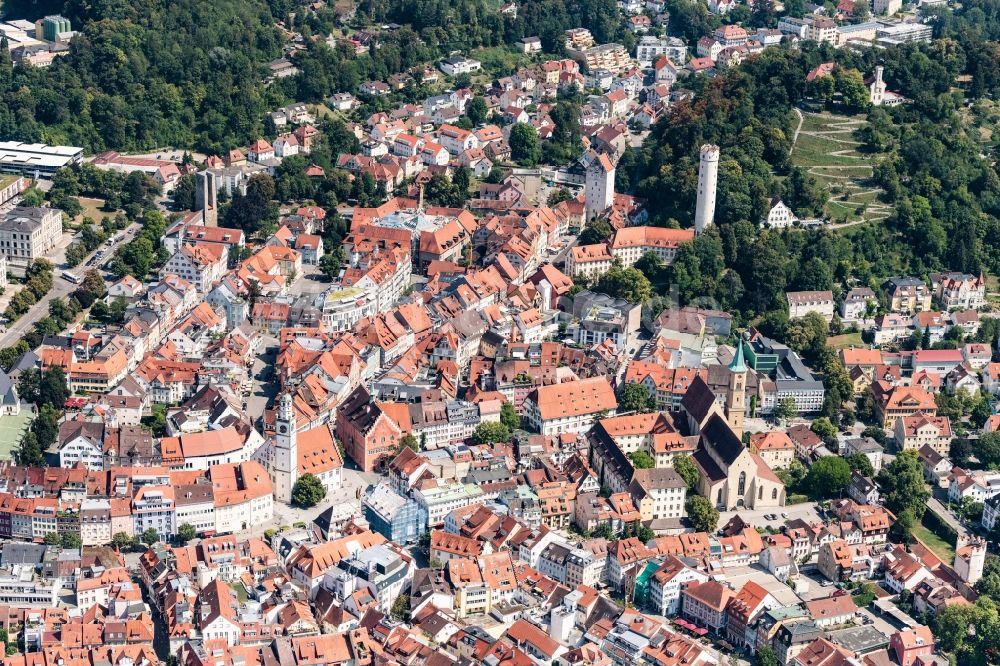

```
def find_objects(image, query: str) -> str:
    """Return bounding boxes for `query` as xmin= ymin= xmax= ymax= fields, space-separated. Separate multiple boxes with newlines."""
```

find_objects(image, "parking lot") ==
xmin=718 ymin=503 xmax=823 ymax=533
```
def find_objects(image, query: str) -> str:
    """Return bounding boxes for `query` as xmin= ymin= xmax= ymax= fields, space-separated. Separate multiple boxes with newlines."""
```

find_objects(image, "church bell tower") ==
xmin=726 ymin=338 xmax=748 ymax=437
xmin=274 ymin=392 xmax=298 ymax=504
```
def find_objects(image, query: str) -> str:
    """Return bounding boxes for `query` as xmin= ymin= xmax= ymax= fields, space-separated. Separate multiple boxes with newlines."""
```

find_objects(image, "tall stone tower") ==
xmin=954 ymin=536 xmax=987 ymax=586
xmin=726 ymin=338 xmax=747 ymax=437
xmin=694 ymin=144 xmax=720 ymax=234
xmin=195 ymin=170 xmax=218 ymax=226
xmin=273 ymin=392 xmax=298 ymax=504
xmin=585 ymin=152 xmax=615 ymax=222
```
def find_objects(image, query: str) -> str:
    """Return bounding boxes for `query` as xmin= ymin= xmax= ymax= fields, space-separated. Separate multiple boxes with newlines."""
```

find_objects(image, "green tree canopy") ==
xmin=500 ymin=402 xmax=520 ymax=430
xmin=472 ymin=421 xmax=511 ymax=444
xmin=178 ymin=523 xmax=198 ymax=544
xmin=686 ymin=495 xmax=720 ymax=532
xmin=804 ymin=456 xmax=852 ymax=500
xmin=595 ymin=266 xmax=652 ymax=303
xmin=509 ymin=123 xmax=541 ymax=166
xmin=673 ymin=454 xmax=700 ymax=489
xmin=845 ymin=453 xmax=875 ymax=478
xmin=619 ymin=383 xmax=655 ymax=413
xmin=877 ymin=450 xmax=930 ymax=519
xmin=629 ymin=450 xmax=656 ymax=469
xmin=292 ymin=473 xmax=327 ymax=508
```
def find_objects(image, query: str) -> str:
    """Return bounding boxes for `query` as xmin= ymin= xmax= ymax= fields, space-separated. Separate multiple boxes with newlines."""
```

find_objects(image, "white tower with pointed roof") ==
xmin=273 ymin=392 xmax=298 ymax=504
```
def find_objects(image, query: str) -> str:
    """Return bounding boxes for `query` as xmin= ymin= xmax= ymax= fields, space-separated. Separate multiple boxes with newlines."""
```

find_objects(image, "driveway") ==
xmin=927 ymin=495 xmax=969 ymax=539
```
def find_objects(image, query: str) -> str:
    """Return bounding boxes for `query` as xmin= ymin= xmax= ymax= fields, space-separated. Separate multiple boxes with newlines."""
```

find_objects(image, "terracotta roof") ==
xmin=805 ymin=595 xmax=858 ymax=620
xmin=683 ymin=580 xmax=734 ymax=611
xmin=528 ymin=377 xmax=617 ymax=421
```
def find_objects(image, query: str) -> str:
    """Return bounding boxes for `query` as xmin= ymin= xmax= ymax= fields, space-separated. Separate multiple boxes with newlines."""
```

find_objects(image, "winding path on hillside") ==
xmin=789 ymin=111 xmax=893 ymax=227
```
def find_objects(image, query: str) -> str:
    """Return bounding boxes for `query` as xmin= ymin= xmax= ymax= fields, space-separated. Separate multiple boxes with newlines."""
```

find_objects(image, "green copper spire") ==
xmin=729 ymin=338 xmax=747 ymax=373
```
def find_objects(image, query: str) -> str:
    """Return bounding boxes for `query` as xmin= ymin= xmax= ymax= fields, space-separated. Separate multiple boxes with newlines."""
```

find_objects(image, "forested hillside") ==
xmin=626 ymin=0 xmax=1000 ymax=326
xmin=0 ymin=0 xmax=285 ymax=152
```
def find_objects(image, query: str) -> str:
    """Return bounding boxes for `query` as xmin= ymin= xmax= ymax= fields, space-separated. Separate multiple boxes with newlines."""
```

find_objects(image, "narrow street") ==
xmin=927 ymin=493 xmax=970 ymax=540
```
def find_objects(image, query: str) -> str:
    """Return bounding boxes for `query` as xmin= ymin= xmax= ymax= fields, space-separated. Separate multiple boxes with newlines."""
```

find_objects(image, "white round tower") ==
xmin=694 ymin=144 xmax=720 ymax=234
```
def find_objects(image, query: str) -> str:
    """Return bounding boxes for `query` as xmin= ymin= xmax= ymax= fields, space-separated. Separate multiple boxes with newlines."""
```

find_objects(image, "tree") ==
xmin=141 ymin=528 xmax=160 ymax=545
xmin=17 ymin=369 xmax=39 ymax=406
xmin=810 ymin=417 xmax=838 ymax=444
xmin=38 ymin=366 xmax=69 ymax=408
xmin=111 ymin=532 xmax=134 ymax=551
xmin=178 ymin=523 xmax=197 ymax=544
xmin=933 ymin=596 xmax=1000 ymax=663
xmin=66 ymin=242 xmax=88 ymax=267
xmin=61 ymin=532 xmax=82 ymax=549
xmin=0 ymin=627 xmax=15 ymax=655
xmin=319 ymin=246 xmax=346 ymax=280
xmin=757 ymin=647 xmax=778 ymax=666
xmin=845 ymin=453 xmax=875 ymax=478
xmin=391 ymin=594 xmax=410 ymax=621
xmin=395 ymin=434 xmax=419 ymax=454
xmin=629 ymin=450 xmax=656 ymax=469
xmin=509 ymin=123 xmax=541 ymax=166
xmin=578 ymin=218 xmax=613 ymax=245
xmin=20 ymin=188 xmax=44 ymax=206
xmin=595 ymin=266 xmax=652 ymax=303
xmin=44 ymin=532 xmax=60 ymax=545
xmin=852 ymin=582 xmax=877 ymax=607
xmin=877 ymin=450 xmax=930 ymax=520
xmin=500 ymin=402 xmax=520 ymax=430
xmin=292 ymin=473 xmax=327 ymax=508
xmin=686 ymin=496 xmax=720 ymax=533
xmin=593 ymin=523 xmax=615 ymax=540
xmin=15 ymin=431 xmax=43 ymax=468
xmin=774 ymin=397 xmax=798 ymax=422
xmin=673 ymin=454 xmax=700 ymax=489
xmin=619 ymin=383 xmax=654 ymax=413
xmin=980 ymin=432 xmax=1000 ymax=468
xmin=889 ymin=508 xmax=916 ymax=543
xmin=466 ymin=96 xmax=489 ymax=126
xmin=836 ymin=68 xmax=871 ymax=109
xmin=472 ymin=421 xmax=511 ymax=444
xmin=246 ymin=279 xmax=263 ymax=312
xmin=223 ymin=174 xmax=278 ymax=234
xmin=173 ymin=174 xmax=196 ymax=210
xmin=548 ymin=187 xmax=575 ymax=206
xmin=861 ymin=425 xmax=886 ymax=445
xmin=453 ymin=167 xmax=471 ymax=200
xmin=804 ymin=456 xmax=852 ymax=500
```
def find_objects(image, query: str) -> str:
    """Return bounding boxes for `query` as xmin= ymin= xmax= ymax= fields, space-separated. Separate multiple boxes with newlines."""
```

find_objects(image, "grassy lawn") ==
xmin=798 ymin=112 xmax=867 ymax=133
xmin=827 ymin=332 xmax=863 ymax=350
xmin=228 ymin=582 xmax=248 ymax=603
xmin=810 ymin=166 xmax=875 ymax=181
xmin=792 ymin=138 xmax=866 ymax=167
xmin=840 ymin=189 xmax=883 ymax=204
xmin=826 ymin=200 xmax=868 ymax=222
xmin=912 ymin=520 xmax=956 ymax=562
xmin=0 ymin=411 xmax=32 ymax=460
xmin=791 ymin=112 xmax=894 ymax=225
xmin=73 ymin=197 xmax=116 ymax=225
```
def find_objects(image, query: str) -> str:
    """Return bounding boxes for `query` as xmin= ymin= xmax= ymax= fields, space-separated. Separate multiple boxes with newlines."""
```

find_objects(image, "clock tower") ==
xmin=273 ymin=392 xmax=297 ymax=504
